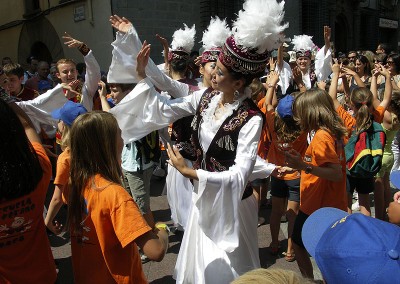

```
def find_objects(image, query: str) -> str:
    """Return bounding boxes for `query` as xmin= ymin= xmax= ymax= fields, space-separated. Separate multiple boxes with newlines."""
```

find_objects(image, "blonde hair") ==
xmin=350 ymin=87 xmax=373 ymax=134
xmin=293 ymin=89 xmax=347 ymax=140
xmin=60 ymin=125 xmax=71 ymax=151
xmin=231 ymin=268 xmax=314 ymax=284
xmin=67 ymin=111 xmax=122 ymax=234
xmin=56 ymin=58 xmax=76 ymax=72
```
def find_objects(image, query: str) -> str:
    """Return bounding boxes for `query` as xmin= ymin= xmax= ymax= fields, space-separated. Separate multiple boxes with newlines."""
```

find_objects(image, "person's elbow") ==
xmin=146 ymin=240 xmax=166 ymax=262
xmin=135 ymin=232 xmax=167 ymax=262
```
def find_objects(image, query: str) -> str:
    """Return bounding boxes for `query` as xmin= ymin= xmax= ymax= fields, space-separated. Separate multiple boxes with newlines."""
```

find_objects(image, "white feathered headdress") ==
xmin=232 ymin=0 xmax=289 ymax=54
xmin=201 ymin=17 xmax=231 ymax=50
xmin=219 ymin=0 xmax=289 ymax=74
xmin=170 ymin=24 xmax=196 ymax=54
xmin=291 ymin=34 xmax=315 ymax=52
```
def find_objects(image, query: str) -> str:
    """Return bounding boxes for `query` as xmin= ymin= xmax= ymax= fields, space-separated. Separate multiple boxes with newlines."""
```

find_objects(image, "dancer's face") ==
xmin=211 ymin=60 xmax=241 ymax=94
xmin=200 ymin=61 xmax=216 ymax=88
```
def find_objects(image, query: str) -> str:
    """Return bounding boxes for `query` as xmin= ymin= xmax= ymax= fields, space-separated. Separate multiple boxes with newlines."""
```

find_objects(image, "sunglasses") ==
xmin=386 ymin=61 xmax=395 ymax=65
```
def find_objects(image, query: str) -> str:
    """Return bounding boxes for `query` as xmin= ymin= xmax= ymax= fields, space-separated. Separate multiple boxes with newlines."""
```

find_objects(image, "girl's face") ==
xmin=211 ymin=60 xmax=239 ymax=94
xmin=385 ymin=58 xmax=396 ymax=74
xmin=296 ymin=57 xmax=311 ymax=72
xmin=355 ymin=59 xmax=365 ymax=74
xmin=199 ymin=61 xmax=216 ymax=87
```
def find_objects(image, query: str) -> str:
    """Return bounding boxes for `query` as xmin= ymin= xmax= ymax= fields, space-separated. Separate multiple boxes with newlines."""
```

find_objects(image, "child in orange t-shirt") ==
xmin=330 ymin=62 xmax=392 ymax=216
xmin=67 ymin=111 xmax=169 ymax=283
xmin=0 ymin=101 xmax=57 ymax=283
xmin=44 ymin=101 xmax=87 ymax=234
xmin=285 ymin=89 xmax=348 ymax=279
xmin=264 ymin=71 xmax=308 ymax=262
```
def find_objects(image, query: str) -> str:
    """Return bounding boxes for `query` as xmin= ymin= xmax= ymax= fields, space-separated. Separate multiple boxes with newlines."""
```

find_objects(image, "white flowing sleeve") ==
xmin=315 ymin=45 xmax=332 ymax=82
xmin=194 ymin=115 xmax=276 ymax=252
xmin=111 ymin=27 xmax=190 ymax=98
xmin=110 ymin=78 xmax=203 ymax=144
xmin=392 ymin=130 xmax=400 ymax=172
xmin=80 ymin=50 xmax=101 ymax=111
xmin=276 ymin=61 xmax=292 ymax=95
xmin=16 ymin=84 xmax=66 ymax=132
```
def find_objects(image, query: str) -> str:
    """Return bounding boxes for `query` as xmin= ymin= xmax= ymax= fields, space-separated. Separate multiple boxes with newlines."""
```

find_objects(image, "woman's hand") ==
xmin=269 ymin=57 xmax=276 ymax=72
xmin=46 ymin=220 xmax=64 ymax=235
xmin=292 ymin=66 xmax=303 ymax=85
xmin=61 ymin=80 xmax=82 ymax=99
xmin=109 ymin=15 xmax=133 ymax=34
xmin=394 ymin=191 xmax=400 ymax=202
xmin=98 ymin=80 xmax=107 ymax=98
xmin=156 ymin=34 xmax=169 ymax=49
xmin=341 ymin=67 xmax=357 ymax=77
xmin=136 ymin=41 xmax=151 ymax=80
xmin=267 ymin=71 xmax=280 ymax=86
xmin=284 ymin=149 xmax=306 ymax=171
xmin=166 ymin=143 xmax=188 ymax=174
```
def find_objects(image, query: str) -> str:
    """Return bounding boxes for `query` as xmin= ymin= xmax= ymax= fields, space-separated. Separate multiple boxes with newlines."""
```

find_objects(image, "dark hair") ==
xmin=356 ymin=55 xmax=372 ymax=75
xmin=378 ymin=43 xmax=390 ymax=54
xmin=388 ymin=53 xmax=400 ymax=74
xmin=374 ymin=53 xmax=387 ymax=64
xmin=3 ymin=63 xmax=24 ymax=78
xmin=390 ymin=91 xmax=400 ymax=118
xmin=230 ymin=70 xmax=263 ymax=88
xmin=26 ymin=56 xmax=37 ymax=64
xmin=109 ymin=83 xmax=136 ymax=93
xmin=170 ymin=59 xmax=188 ymax=74
xmin=0 ymin=100 xmax=43 ymax=200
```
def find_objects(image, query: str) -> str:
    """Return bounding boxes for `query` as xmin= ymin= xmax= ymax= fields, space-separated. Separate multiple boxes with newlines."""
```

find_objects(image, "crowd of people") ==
xmin=1 ymin=0 xmax=400 ymax=283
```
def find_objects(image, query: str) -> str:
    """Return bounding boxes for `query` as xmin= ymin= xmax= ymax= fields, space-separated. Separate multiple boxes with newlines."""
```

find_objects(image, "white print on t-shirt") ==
xmin=0 ymin=217 xmax=33 ymax=238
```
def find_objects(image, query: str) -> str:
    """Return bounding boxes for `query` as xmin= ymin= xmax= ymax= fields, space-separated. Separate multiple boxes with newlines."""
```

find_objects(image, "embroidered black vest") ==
xmin=170 ymin=80 xmax=202 ymax=161
xmin=190 ymin=90 xmax=262 ymax=199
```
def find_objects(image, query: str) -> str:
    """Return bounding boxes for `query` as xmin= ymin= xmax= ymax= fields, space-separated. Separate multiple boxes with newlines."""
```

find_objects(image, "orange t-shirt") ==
xmin=256 ymin=97 xmax=270 ymax=159
xmin=300 ymin=129 xmax=347 ymax=215
xmin=266 ymin=109 xmax=308 ymax=180
xmin=54 ymin=148 xmax=70 ymax=203
xmin=0 ymin=142 xmax=57 ymax=284
xmin=71 ymin=174 xmax=152 ymax=284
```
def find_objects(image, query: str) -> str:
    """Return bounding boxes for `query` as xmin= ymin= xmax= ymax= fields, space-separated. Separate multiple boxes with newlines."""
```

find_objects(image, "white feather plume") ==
xmin=201 ymin=17 xmax=231 ymax=50
xmin=232 ymin=0 xmax=289 ymax=53
xmin=292 ymin=34 xmax=315 ymax=51
xmin=170 ymin=24 xmax=196 ymax=53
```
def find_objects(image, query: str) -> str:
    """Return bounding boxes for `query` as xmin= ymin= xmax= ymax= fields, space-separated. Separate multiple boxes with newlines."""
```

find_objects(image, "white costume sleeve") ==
xmin=110 ymin=78 xmax=203 ymax=144
xmin=80 ymin=50 xmax=101 ymax=111
xmin=110 ymin=27 xmax=190 ymax=98
xmin=391 ymin=130 xmax=400 ymax=172
xmin=315 ymin=45 xmax=332 ymax=82
xmin=276 ymin=61 xmax=292 ymax=95
xmin=16 ymin=84 xmax=66 ymax=132
xmin=194 ymin=115 xmax=275 ymax=252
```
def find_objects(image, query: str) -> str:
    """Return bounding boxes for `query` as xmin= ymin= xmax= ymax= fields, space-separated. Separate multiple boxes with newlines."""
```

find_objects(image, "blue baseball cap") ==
xmin=51 ymin=101 xmax=87 ymax=127
xmin=303 ymin=207 xmax=400 ymax=283
xmin=276 ymin=94 xmax=294 ymax=119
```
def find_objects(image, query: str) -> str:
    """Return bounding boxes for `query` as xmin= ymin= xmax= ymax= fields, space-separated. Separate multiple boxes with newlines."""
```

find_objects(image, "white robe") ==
xmin=110 ymin=79 xmax=275 ymax=283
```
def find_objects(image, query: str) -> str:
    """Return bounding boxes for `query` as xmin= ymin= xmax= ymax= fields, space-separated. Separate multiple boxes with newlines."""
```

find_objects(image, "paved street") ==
xmin=49 ymin=174 xmax=394 ymax=283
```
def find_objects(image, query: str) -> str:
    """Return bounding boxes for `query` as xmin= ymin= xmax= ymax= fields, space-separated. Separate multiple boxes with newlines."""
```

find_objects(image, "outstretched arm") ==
xmin=109 ymin=15 xmax=133 ymax=34
xmin=156 ymin=34 xmax=170 ymax=72
xmin=329 ymin=61 xmax=341 ymax=109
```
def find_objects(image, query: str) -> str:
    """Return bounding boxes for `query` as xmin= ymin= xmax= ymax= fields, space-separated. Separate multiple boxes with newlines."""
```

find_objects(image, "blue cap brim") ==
xmin=302 ymin=207 xmax=348 ymax=258
xmin=390 ymin=170 xmax=400 ymax=190
xmin=51 ymin=108 xmax=62 ymax=120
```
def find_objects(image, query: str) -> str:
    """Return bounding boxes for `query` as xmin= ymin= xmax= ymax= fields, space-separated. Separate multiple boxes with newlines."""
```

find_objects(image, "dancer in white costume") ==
xmin=110 ymin=1 xmax=287 ymax=282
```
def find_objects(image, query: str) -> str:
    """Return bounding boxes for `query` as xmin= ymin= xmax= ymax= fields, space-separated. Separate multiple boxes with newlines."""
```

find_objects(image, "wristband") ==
xmin=78 ymin=43 xmax=90 ymax=56
xmin=155 ymin=223 xmax=169 ymax=232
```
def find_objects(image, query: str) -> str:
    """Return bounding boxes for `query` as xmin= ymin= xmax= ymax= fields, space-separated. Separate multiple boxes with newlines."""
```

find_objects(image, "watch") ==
xmin=304 ymin=164 xmax=313 ymax=174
